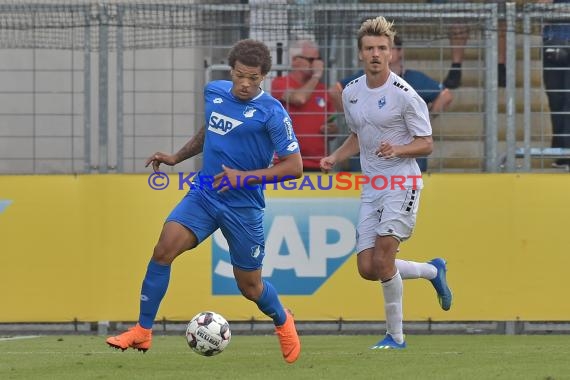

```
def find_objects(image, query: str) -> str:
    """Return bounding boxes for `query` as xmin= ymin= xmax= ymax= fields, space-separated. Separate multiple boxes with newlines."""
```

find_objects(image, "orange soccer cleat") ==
xmin=274 ymin=309 xmax=301 ymax=364
xmin=106 ymin=323 xmax=152 ymax=352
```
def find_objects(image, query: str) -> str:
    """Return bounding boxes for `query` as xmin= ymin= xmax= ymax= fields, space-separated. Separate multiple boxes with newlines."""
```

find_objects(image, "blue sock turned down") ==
xmin=138 ymin=260 xmax=171 ymax=329
xmin=255 ymin=280 xmax=287 ymax=326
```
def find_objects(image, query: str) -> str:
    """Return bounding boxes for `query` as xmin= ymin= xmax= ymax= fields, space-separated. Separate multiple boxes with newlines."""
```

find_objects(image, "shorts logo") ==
xmin=212 ymin=198 xmax=359 ymax=295
xmin=251 ymin=245 xmax=261 ymax=258
xmin=208 ymin=111 xmax=243 ymax=135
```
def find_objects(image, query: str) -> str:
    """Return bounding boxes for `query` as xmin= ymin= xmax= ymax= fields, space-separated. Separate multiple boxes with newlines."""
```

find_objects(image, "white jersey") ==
xmin=342 ymin=71 xmax=432 ymax=201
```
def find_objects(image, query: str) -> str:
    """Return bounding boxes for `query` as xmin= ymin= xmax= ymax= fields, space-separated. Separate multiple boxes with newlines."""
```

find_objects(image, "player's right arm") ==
xmin=145 ymin=125 xmax=206 ymax=172
xmin=320 ymin=83 xmax=361 ymax=172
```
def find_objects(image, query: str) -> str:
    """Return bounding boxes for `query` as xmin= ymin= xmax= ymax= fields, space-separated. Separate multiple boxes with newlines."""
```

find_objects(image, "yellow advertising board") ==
xmin=0 ymin=173 xmax=569 ymax=322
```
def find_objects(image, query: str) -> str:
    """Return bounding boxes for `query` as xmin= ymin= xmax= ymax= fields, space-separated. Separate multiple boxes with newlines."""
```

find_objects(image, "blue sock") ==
xmin=138 ymin=260 xmax=171 ymax=329
xmin=256 ymin=280 xmax=286 ymax=326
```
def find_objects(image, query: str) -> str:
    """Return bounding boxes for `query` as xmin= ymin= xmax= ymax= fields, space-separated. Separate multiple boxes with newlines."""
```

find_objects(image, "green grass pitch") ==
xmin=1 ymin=335 xmax=569 ymax=379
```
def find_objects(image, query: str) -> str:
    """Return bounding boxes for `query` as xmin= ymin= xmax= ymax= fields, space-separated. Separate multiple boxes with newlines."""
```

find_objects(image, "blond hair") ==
xmin=357 ymin=16 xmax=396 ymax=50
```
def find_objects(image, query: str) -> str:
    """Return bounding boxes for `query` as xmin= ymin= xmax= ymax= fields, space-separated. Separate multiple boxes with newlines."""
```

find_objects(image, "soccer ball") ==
xmin=185 ymin=311 xmax=231 ymax=356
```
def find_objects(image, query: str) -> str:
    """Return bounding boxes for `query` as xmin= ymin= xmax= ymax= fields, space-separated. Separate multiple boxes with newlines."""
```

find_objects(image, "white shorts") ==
xmin=355 ymin=188 xmax=421 ymax=254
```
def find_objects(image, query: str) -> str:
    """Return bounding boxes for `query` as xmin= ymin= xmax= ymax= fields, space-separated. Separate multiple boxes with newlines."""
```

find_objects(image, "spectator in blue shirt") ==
xmin=330 ymin=35 xmax=453 ymax=171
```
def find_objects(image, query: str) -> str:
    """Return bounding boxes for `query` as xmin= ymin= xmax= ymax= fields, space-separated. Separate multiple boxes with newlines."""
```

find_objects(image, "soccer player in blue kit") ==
xmin=106 ymin=39 xmax=303 ymax=364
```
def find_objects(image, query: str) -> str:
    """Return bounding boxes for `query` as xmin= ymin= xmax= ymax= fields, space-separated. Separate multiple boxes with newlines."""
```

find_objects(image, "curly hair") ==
xmin=357 ymin=16 xmax=396 ymax=50
xmin=227 ymin=39 xmax=272 ymax=75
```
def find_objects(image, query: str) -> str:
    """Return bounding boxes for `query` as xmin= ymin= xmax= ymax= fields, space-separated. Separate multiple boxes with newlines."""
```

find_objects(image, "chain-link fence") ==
xmin=0 ymin=1 xmax=568 ymax=173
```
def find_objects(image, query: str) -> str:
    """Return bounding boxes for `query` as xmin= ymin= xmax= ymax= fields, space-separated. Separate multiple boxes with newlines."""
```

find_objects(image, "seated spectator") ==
xmin=329 ymin=35 xmax=453 ymax=172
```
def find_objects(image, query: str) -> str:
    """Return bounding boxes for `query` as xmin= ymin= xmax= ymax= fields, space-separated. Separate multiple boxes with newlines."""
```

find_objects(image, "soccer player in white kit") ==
xmin=320 ymin=16 xmax=452 ymax=349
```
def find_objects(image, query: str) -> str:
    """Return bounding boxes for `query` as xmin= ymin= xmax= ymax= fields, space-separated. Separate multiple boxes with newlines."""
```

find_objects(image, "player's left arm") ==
xmin=213 ymin=110 xmax=302 ymax=191
xmin=411 ymin=72 xmax=453 ymax=118
xmin=376 ymin=95 xmax=433 ymax=158
xmin=213 ymin=152 xmax=302 ymax=191
xmin=253 ymin=109 xmax=303 ymax=182
xmin=377 ymin=136 xmax=433 ymax=158
xmin=244 ymin=151 xmax=303 ymax=184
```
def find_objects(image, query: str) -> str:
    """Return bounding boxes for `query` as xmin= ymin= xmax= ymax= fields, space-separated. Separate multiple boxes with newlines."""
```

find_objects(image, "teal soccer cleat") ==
xmin=370 ymin=334 xmax=406 ymax=350
xmin=428 ymin=258 xmax=453 ymax=311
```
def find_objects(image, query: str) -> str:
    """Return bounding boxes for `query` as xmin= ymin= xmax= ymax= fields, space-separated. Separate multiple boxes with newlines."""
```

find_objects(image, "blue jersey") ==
xmin=198 ymin=80 xmax=299 ymax=209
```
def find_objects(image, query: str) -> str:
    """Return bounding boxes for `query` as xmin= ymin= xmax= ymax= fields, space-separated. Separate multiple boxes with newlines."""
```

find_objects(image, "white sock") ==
xmin=396 ymin=259 xmax=437 ymax=280
xmin=381 ymin=270 xmax=404 ymax=344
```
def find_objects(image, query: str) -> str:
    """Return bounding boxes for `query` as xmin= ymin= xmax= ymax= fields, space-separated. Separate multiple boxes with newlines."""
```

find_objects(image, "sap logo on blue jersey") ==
xmin=212 ymin=198 xmax=359 ymax=295
xmin=0 ymin=200 xmax=12 ymax=215
xmin=208 ymin=111 xmax=243 ymax=135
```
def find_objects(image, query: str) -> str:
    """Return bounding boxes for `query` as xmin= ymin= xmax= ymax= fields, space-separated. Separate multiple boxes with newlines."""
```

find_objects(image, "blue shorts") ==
xmin=166 ymin=190 xmax=265 ymax=271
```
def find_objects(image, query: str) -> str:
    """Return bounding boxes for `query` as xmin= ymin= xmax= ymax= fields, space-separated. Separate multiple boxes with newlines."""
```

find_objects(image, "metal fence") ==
xmin=0 ymin=1 xmax=568 ymax=174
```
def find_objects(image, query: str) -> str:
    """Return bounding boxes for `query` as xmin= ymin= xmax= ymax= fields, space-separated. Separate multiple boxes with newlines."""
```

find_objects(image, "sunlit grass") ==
xmin=1 ymin=335 xmax=569 ymax=380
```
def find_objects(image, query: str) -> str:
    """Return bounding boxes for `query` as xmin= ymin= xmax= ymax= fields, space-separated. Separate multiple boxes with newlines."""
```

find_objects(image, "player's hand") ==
xmin=375 ymin=141 xmax=398 ymax=159
xmin=213 ymin=164 xmax=242 ymax=193
xmin=320 ymin=155 xmax=336 ymax=174
xmin=145 ymin=152 xmax=177 ymax=172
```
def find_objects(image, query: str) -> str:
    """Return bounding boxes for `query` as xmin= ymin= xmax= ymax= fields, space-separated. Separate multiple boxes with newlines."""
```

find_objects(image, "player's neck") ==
xmin=365 ymin=70 xmax=390 ymax=89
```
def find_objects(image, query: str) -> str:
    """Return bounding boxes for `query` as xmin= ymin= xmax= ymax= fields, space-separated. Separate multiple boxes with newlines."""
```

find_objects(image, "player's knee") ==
xmin=152 ymin=243 xmax=177 ymax=265
xmin=358 ymin=265 xmax=380 ymax=281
